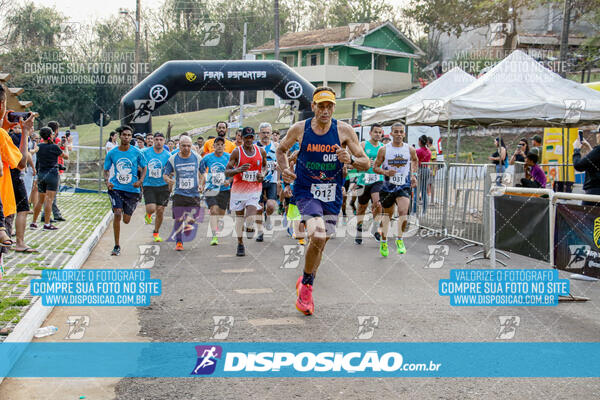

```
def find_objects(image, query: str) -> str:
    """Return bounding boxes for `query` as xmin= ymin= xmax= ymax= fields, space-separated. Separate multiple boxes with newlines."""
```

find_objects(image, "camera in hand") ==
xmin=7 ymin=112 xmax=32 ymax=123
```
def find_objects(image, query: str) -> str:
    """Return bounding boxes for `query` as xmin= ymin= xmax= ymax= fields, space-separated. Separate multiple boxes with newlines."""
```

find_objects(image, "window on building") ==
xmin=307 ymin=53 xmax=320 ymax=66
xmin=376 ymin=54 xmax=387 ymax=70
xmin=282 ymin=55 xmax=295 ymax=67
xmin=328 ymin=51 xmax=339 ymax=65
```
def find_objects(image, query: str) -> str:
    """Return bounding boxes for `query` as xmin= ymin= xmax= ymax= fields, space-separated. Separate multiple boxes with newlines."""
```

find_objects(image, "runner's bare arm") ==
xmin=134 ymin=166 xmax=147 ymax=188
xmin=373 ymin=146 xmax=391 ymax=176
xmin=409 ymin=146 xmax=418 ymax=187
xmin=225 ymin=148 xmax=241 ymax=177
xmin=338 ymin=122 xmax=369 ymax=171
xmin=277 ymin=121 xmax=303 ymax=183
xmin=257 ymin=147 xmax=268 ymax=182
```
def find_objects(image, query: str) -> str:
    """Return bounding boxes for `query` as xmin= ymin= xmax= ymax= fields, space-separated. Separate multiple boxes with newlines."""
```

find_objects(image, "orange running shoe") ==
xmin=295 ymin=276 xmax=314 ymax=316
xmin=175 ymin=241 xmax=184 ymax=251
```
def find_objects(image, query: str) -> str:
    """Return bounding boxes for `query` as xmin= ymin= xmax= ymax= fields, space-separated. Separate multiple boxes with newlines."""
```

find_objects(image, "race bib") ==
xmin=267 ymin=160 xmax=277 ymax=172
xmin=311 ymin=183 xmax=336 ymax=202
xmin=211 ymin=172 xmax=225 ymax=186
xmin=149 ymin=167 xmax=162 ymax=179
xmin=242 ymin=170 xmax=258 ymax=182
xmin=364 ymin=173 xmax=379 ymax=184
xmin=390 ymin=174 xmax=406 ymax=186
xmin=179 ymin=177 xmax=194 ymax=189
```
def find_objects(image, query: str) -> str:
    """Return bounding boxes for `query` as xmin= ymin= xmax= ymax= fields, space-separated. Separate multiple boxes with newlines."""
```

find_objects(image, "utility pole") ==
xmin=274 ymin=0 xmax=280 ymax=61
xmin=239 ymin=22 xmax=248 ymax=128
xmin=135 ymin=0 xmax=141 ymax=82
xmin=558 ymin=0 xmax=571 ymax=78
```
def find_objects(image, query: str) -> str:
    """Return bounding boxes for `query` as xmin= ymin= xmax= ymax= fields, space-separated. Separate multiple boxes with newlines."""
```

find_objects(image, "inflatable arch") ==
xmin=120 ymin=60 xmax=316 ymax=134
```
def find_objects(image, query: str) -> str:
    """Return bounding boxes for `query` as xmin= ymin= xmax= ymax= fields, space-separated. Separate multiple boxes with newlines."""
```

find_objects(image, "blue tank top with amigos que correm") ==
xmin=293 ymin=118 xmax=344 ymax=213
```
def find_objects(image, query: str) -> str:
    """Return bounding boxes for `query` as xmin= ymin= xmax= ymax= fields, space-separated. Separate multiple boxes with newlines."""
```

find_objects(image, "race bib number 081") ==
xmin=311 ymin=183 xmax=336 ymax=202
xmin=149 ymin=167 xmax=162 ymax=178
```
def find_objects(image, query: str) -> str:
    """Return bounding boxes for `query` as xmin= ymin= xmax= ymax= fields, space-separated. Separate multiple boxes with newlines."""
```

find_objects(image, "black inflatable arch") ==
xmin=120 ymin=60 xmax=316 ymax=134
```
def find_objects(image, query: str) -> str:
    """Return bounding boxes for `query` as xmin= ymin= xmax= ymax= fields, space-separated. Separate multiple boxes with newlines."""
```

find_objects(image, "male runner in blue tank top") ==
xmin=276 ymin=86 xmax=369 ymax=316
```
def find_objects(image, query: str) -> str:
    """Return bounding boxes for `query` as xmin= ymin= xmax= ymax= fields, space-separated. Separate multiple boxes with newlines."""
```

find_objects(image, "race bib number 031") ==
xmin=242 ymin=171 xmax=258 ymax=182
xmin=390 ymin=174 xmax=406 ymax=186
xmin=311 ymin=183 xmax=336 ymax=202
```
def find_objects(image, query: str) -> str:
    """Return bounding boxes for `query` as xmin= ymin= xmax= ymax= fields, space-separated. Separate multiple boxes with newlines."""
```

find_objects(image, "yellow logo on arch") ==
xmin=185 ymin=72 xmax=197 ymax=82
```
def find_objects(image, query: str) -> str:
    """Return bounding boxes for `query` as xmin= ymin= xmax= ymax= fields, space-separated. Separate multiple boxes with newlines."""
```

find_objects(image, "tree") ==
xmin=406 ymin=0 xmax=534 ymax=52
xmin=329 ymin=0 xmax=393 ymax=27
xmin=4 ymin=2 xmax=65 ymax=49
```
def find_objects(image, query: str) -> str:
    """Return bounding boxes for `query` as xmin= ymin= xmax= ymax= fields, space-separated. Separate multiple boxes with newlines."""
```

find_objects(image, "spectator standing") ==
xmin=573 ymin=132 xmax=600 ymax=205
xmin=24 ymin=133 xmax=39 ymax=207
xmin=489 ymin=137 xmax=508 ymax=183
xmin=31 ymin=127 xmax=68 ymax=231
xmin=105 ymin=131 xmax=117 ymax=152
xmin=44 ymin=121 xmax=65 ymax=222
xmin=7 ymin=125 xmax=36 ymax=252
xmin=415 ymin=135 xmax=432 ymax=214
xmin=530 ymin=135 xmax=543 ymax=157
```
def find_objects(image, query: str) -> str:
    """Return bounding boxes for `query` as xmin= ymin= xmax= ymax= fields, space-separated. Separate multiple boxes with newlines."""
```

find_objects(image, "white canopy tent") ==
xmin=361 ymin=67 xmax=476 ymax=126
xmin=406 ymin=50 xmax=600 ymax=128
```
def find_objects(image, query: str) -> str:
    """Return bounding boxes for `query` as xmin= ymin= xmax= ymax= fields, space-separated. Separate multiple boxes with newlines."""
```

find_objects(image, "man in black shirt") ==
xmin=573 ymin=131 xmax=600 ymax=205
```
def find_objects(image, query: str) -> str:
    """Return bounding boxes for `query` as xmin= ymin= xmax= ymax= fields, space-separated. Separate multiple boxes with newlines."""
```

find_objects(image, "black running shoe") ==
xmin=54 ymin=216 xmax=66 ymax=222
xmin=236 ymin=243 xmax=245 ymax=257
xmin=256 ymin=232 xmax=264 ymax=242
xmin=111 ymin=246 xmax=121 ymax=256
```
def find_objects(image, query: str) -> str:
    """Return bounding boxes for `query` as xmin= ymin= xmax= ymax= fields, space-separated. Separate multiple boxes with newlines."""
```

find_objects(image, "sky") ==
xmin=34 ymin=0 xmax=410 ymax=24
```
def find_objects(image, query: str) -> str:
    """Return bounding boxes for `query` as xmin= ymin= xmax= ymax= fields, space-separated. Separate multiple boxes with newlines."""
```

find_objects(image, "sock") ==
xmin=302 ymin=272 xmax=314 ymax=286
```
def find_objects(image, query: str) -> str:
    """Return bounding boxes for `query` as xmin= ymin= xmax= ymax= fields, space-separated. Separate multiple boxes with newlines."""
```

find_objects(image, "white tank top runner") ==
xmin=382 ymin=142 xmax=411 ymax=186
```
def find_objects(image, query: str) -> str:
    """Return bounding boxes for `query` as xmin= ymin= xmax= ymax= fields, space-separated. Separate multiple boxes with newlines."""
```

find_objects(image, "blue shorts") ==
xmin=296 ymin=197 xmax=338 ymax=236
xmin=380 ymin=186 xmax=411 ymax=209
xmin=108 ymin=189 xmax=140 ymax=216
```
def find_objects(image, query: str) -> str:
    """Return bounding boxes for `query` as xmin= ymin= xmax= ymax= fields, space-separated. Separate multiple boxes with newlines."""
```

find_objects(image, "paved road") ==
xmin=113 ymin=213 xmax=600 ymax=400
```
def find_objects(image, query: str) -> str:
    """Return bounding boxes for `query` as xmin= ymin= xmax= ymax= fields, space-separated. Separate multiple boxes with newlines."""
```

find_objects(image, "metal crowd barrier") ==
xmin=415 ymin=162 xmax=494 ymax=251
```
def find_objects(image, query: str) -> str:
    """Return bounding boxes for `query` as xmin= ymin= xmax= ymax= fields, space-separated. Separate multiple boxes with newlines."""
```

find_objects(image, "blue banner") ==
xmin=1 ymin=342 xmax=599 ymax=377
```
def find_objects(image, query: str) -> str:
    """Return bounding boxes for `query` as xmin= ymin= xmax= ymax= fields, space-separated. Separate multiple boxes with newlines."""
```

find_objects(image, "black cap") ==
xmin=242 ymin=126 xmax=255 ymax=137
xmin=214 ymin=136 xmax=225 ymax=144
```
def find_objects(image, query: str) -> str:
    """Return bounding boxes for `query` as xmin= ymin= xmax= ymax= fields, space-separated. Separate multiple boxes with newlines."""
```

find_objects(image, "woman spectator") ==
xmin=509 ymin=138 xmax=529 ymax=165
xmin=25 ymin=133 xmax=39 ymax=209
xmin=105 ymin=131 xmax=117 ymax=152
xmin=489 ymin=137 xmax=508 ymax=181
xmin=416 ymin=135 xmax=432 ymax=214
xmin=30 ymin=127 xmax=69 ymax=231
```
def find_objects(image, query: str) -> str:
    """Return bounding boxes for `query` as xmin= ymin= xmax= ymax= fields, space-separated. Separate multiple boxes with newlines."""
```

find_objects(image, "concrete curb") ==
xmin=0 ymin=209 xmax=113 ymax=385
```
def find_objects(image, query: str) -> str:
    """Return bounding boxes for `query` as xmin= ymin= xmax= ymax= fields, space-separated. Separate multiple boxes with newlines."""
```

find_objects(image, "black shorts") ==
xmin=357 ymin=181 xmax=384 ymax=205
xmin=37 ymin=170 xmax=59 ymax=193
xmin=143 ymin=185 xmax=170 ymax=206
xmin=11 ymin=171 xmax=30 ymax=213
xmin=172 ymin=194 xmax=201 ymax=208
xmin=108 ymin=189 xmax=140 ymax=216
xmin=262 ymin=182 xmax=278 ymax=203
xmin=380 ymin=187 xmax=411 ymax=209
xmin=205 ymin=190 xmax=230 ymax=210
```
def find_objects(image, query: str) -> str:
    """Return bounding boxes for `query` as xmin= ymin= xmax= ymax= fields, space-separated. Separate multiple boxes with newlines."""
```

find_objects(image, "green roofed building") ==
xmin=250 ymin=21 xmax=424 ymax=104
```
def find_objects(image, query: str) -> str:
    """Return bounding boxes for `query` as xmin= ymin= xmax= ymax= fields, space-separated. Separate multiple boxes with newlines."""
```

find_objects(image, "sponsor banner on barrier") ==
xmin=554 ymin=203 xmax=600 ymax=278
xmin=1 ymin=342 xmax=599 ymax=378
xmin=439 ymin=269 xmax=569 ymax=306
xmin=494 ymin=195 xmax=550 ymax=262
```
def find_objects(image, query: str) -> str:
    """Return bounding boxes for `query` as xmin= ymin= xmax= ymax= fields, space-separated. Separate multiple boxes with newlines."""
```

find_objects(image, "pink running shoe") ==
xmin=295 ymin=276 xmax=314 ymax=316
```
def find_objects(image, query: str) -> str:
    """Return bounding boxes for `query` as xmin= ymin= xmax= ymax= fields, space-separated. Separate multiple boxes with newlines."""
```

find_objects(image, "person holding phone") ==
xmin=573 ymin=129 xmax=600 ymax=205
xmin=509 ymin=138 xmax=529 ymax=165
